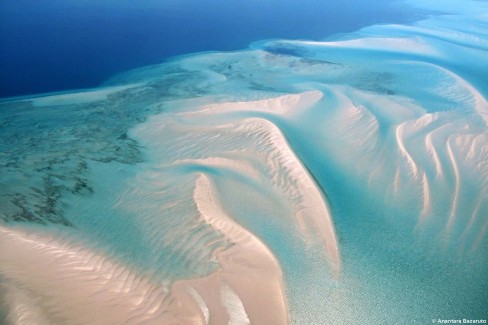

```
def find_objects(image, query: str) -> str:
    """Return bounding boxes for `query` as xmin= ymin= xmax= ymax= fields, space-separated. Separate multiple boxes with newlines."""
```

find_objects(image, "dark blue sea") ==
xmin=0 ymin=0 xmax=421 ymax=98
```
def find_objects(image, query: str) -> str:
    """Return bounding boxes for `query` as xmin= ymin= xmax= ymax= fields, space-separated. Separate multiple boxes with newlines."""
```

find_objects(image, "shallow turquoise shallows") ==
xmin=0 ymin=0 xmax=487 ymax=324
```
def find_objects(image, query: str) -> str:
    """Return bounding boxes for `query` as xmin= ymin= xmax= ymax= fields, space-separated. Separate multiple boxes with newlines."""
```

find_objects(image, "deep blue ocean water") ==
xmin=0 ymin=0 xmax=423 ymax=98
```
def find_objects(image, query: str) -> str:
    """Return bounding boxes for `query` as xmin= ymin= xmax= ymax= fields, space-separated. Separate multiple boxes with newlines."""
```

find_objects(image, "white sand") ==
xmin=395 ymin=122 xmax=420 ymax=179
xmin=424 ymin=126 xmax=445 ymax=178
xmin=299 ymin=36 xmax=442 ymax=58
xmin=132 ymin=91 xmax=341 ymax=271
xmin=248 ymin=118 xmax=341 ymax=271
xmin=0 ymin=221 xmax=285 ymax=324
xmin=0 ymin=226 xmax=196 ymax=324
xmin=172 ymin=174 xmax=289 ymax=324
xmin=445 ymin=136 xmax=462 ymax=232
xmin=187 ymin=90 xmax=323 ymax=117
xmin=421 ymin=172 xmax=431 ymax=219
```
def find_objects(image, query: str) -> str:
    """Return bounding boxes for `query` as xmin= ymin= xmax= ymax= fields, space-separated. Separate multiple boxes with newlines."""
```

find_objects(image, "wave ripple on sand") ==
xmin=1 ymin=2 xmax=488 ymax=323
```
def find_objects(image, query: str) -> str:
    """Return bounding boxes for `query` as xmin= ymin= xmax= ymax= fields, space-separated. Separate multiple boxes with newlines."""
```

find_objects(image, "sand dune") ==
xmin=1 ymin=2 xmax=487 ymax=323
xmin=0 ymin=226 xmax=196 ymax=324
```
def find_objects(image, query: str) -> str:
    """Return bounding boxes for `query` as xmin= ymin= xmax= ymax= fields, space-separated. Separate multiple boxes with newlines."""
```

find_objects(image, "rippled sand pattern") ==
xmin=1 ymin=2 xmax=487 ymax=324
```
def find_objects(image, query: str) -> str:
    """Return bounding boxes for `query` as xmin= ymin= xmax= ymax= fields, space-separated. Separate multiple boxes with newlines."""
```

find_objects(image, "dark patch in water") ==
xmin=263 ymin=43 xmax=310 ymax=57
xmin=356 ymin=72 xmax=396 ymax=95
xmin=0 ymin=67 xmax=208 ymax=226
xmin=263 ymin=43 xmax=339 ymax=66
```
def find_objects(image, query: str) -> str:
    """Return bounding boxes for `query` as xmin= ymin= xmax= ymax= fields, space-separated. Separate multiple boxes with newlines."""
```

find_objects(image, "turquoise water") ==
xmin=1 ymin=0 xmax=487 ymax=324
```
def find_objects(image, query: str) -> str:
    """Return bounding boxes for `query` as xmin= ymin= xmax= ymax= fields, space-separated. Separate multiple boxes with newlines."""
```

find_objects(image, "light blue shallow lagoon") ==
xmin=0 ymin=0 xmax=487 ymax=324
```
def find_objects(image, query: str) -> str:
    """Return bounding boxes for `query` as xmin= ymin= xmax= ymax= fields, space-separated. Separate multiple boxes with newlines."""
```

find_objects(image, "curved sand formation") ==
xmin=0 ymin=173 xmax=290 ymax=325
xmin=133 ymin=91 xmax=341 ymax=271
xmin=1 ymin=3 xmax=488 ymax=323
